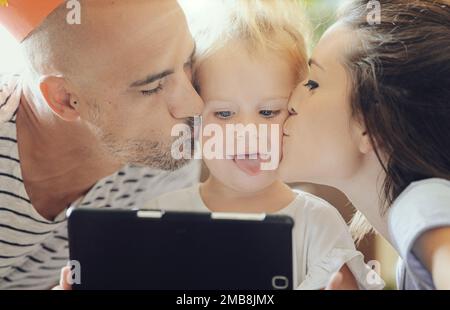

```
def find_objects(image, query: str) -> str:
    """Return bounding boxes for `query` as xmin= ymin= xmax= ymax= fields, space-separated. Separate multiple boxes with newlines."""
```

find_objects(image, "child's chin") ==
xmin=231 ymin=171 xmax=278 ymax=192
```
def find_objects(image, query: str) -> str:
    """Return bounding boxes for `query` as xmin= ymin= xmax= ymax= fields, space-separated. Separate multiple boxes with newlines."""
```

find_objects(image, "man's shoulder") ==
xmin=122 ymin=161 xmax=201 ymax=187
xmin=0 ymin=73 xmax=21 ymax=124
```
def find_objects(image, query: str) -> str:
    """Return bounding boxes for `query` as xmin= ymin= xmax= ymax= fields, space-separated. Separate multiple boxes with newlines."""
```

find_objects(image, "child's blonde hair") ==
xmin=180 ymin=0 xmax=310 ymax=82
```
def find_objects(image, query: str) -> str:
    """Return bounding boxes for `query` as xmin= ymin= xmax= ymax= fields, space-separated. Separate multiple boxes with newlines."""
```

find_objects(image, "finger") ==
xmin=60 ymin=266 xmax=73 ymax=290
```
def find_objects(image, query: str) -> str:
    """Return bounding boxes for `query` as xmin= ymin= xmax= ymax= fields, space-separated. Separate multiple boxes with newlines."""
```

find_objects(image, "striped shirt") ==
xmin=0 ymin=74 xmax=200 ymax=289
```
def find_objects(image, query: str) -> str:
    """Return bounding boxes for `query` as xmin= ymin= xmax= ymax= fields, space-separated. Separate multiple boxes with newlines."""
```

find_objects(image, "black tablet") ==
xmin=67 ymin=208 xmax=295 ymax=290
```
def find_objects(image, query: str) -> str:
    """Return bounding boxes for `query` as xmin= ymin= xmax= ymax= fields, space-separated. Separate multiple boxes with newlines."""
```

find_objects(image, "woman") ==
xmin=280 ymin=0 xmax=450 ymax=290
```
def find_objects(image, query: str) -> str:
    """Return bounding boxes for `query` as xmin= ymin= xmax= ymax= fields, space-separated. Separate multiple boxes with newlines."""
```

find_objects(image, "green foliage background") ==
xmin=301 ymin=0 xmax=345 ymax=45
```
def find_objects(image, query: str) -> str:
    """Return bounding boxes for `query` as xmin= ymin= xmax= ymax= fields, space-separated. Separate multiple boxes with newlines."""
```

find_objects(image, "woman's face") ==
xmin=196 ymin=41 xmax=298 ymax=193
xmin=280 ymin=24 xmax=368 ymax=185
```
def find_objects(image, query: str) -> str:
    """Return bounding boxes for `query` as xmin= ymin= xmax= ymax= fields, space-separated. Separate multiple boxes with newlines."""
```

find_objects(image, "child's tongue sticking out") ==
xmin=233 ymin=155 xmax=263 ymax=176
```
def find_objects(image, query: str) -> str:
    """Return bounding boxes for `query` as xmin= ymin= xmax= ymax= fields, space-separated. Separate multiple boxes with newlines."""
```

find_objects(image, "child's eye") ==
xmin=304 ymin=80 xmax=319 ymax=91
xmin=214 ymin=111 xmax=235 ymax=119
xmin=259 ymin=110 xmax=281 ymax=118
xmin=141 ymin=85 xmax=163 ymax=96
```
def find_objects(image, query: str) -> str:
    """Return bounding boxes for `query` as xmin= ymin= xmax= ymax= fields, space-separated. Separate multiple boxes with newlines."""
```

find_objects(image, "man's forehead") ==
xmin=75 ymin=1 xmax=189 ymax=75
xmin=85 ymin=1 xmax=184 ymax=41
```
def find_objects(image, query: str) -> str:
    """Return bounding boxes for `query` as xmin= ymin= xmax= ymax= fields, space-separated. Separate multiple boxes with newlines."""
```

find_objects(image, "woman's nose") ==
xmin=287 ymin=95 xmax=298 ymax=116
xmin=288 ymin=105 xmax=297 ymax=116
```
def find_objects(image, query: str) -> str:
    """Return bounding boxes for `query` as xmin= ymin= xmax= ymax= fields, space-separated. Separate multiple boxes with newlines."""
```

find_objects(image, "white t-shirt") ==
xmin=388 ymin=178 xmax=450 ymax=290
xmin=146 ymin=184 xmax=385 ymax=290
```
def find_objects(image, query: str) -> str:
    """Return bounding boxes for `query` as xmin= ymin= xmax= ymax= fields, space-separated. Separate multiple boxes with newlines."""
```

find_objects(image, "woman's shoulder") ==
xmin=395 ymin=178 xmax=450 ymax=203
xmin=389 ymin=178 xmax=450 ymax=259
xmin=390 ymin=178 xmax=450 ymax=221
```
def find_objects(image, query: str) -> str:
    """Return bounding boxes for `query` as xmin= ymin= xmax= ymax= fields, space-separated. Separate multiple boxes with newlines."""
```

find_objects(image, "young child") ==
xmin=148 ymin=0 xmax=384 ymax=290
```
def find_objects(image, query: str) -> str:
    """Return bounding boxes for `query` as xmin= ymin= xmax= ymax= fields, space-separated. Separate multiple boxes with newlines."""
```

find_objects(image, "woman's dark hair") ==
xmin=339 ymin=0 xmax=450 ymax=215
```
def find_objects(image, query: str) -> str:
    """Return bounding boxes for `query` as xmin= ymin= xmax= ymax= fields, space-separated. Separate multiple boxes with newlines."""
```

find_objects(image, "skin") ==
xmin=16 ymin=0 xmax=203 ymax=221
xmin=196 ymin=41 xmax=297 ymax=213
xmin=281 ymin=22 xmax=450 ymax=290
xmin=415 ymin=227 xmax=450 ymax=289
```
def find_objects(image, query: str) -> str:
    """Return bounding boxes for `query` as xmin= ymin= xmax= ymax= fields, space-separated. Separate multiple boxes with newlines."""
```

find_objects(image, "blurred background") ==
xmin=0 ymin=22 xmax=22 ymax=74
xmin=0 ymin=0 xmax=399 ymax=289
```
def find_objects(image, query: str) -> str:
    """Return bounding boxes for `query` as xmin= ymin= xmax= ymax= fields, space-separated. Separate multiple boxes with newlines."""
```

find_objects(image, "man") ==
xmin=0 ymin=0 xmax=203 ymax=289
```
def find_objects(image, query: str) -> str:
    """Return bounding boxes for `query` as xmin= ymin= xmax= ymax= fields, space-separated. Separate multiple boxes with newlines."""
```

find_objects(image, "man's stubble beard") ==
xmin=86 ymin=104 xmax=194 ymax=171
xmin=99 ymin=134 xmax=191 ymax=171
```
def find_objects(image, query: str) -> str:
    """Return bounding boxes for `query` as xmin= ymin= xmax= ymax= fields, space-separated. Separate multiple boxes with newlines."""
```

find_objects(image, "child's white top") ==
xmin=146 ymin=184 xmax=384 ymax=290
xmin=388 ymin=178 xmax=450 ymax=290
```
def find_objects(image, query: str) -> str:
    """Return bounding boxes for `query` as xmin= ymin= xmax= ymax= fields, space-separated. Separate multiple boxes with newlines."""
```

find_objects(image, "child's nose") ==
xmin=233 ymin=113 xmax=258 ymax=126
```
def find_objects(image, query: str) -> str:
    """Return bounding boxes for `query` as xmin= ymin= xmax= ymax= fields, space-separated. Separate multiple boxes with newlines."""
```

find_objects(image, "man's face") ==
xmin=73 ymin=0 xmax=203 ymax=170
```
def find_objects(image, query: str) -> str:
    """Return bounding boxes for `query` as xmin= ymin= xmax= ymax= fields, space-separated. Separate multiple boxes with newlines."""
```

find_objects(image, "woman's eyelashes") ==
xmin=304 ymin=80 xmax=319 ymax=91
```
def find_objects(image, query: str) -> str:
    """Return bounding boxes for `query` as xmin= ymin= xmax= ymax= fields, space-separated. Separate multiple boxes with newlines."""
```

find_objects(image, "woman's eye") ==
xmin=259 ymin=110 xmax=281 ymax=118
xmin=214 ymin=111 xmax=235 ymax=119
xmin=304 ymin=80 xmax=319 ymax=91
xmin=141 ymin=85 xmax=163 ymax=96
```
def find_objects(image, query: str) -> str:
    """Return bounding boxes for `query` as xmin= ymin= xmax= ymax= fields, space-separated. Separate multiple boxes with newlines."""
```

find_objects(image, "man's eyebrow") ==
xmin=130 ymin=70 xmax=174 ymax=88
xmin=130 ymin=44 xmax=196 ymax=88
xmin=308 ymin=58 xmax=325 ymax=71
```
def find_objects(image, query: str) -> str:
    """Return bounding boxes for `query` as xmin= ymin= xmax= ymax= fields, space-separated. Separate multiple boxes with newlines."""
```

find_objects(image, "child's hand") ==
xmin=52 ymin=266 xmax=73 ymax=290
xmin=325 ymin=264 xmax=359 ymax=290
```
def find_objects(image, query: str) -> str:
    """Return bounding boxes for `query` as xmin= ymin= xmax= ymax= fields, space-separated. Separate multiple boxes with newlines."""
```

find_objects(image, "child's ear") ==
xmin=39 ymin=76 xmax=81 ymax=122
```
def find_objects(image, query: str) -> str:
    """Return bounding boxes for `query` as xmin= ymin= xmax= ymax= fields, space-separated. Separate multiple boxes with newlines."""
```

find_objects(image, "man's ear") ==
xmin=39 ymin=76 xmax=80 ymax=122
